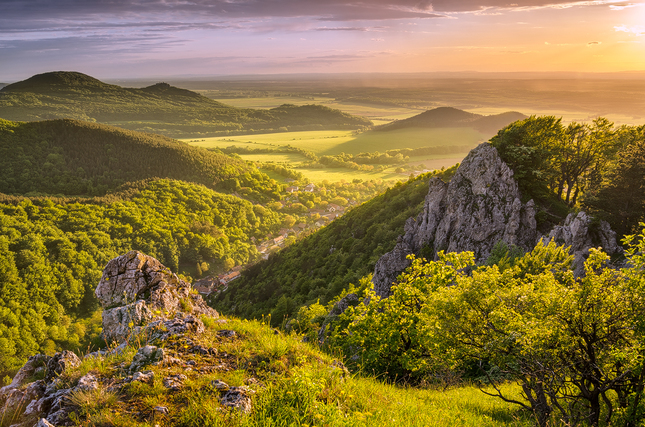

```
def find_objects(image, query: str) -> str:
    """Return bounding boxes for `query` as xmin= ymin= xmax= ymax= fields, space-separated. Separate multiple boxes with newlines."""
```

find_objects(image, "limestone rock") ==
xmin=211 ymin=379 xmax=230 ymax=390
xmin=154 ymin=406 xmax=169 ymax=415
xmin=95 ymin=251 xmax=218 ymax=343
xmin=162 ymin=374 xmax=187 ymax=392
xmin=546 ymin=211 xmax=620 ymax=276
xmin=373 ymin=143 xmax=537 ymax=298
xmin=36 ymin=419 xmax=55 ymax=427
xmin=0 ymin=354 xmax=49 ymax=395
xmin=371 ymin=142 xmax=620 ymax=299
xmin=76 ymin=374 xmax=99 ymax=391
xmin=132 ymin=371 xmax=155 ymax=386
xmin=318 ymin=293 xmax=359 ymax=341
xmin=130 ymin=345 xmax=164 ymax=373
xmin=220 ymin=386 xmax=254 ymax=413
xmin=46 ymin=351 xmax=81 ymax=381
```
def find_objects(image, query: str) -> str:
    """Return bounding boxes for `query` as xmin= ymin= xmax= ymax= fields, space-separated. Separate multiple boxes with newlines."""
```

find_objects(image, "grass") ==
xmin=34 ymin=316 xmax=537 ymax=427
xmin=184 ymin=127 xmax=476 ymax=183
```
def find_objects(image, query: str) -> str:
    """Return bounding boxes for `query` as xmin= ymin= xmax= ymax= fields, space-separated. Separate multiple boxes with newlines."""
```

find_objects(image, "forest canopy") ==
xmin=0 ymin=118 xmax=282 ymax=201
xmin=0 ymin=179 xmax=283 ymax=379
xmin=490 ymin=116 xmax=645 ymax=237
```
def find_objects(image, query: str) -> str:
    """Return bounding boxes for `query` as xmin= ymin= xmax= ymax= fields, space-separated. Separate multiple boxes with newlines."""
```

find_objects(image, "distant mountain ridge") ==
xmin=377 ymin=107 xmax=527 ymax=134
xmin=0 ymin=71 xmax=372 ymax=137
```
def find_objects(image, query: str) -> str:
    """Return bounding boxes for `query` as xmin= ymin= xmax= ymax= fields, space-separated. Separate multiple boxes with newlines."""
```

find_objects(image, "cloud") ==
xmin=615 ymin=25 xmax=645 ymax=36
xmin=609 ymin=3 xmax=639 ymax=9
xmin=587 ymin=41 xmax=601 ymax=45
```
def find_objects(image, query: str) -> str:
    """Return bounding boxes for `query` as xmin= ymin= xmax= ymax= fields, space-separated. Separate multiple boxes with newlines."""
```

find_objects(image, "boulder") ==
xmin=132 ymin=371 xmax=155 ymax=386
xmin=46 ymin=351 xmax=81 ymax=381
xmin=220 ymin=386 xmax=254 ymax=413
xmin=95 ymin=251 xmax=218 ymax=343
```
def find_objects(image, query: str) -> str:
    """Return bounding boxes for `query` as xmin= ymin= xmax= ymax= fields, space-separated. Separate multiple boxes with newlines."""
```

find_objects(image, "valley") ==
xmin=1 ymin=69 xmax=645 ymax=427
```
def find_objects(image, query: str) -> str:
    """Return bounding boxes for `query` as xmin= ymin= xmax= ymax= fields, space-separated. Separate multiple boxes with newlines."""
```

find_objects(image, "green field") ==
xmin=185 ymin=127 xmax=477 ymax=183
xmin=185 ymin=127 xmax=485 ymax=156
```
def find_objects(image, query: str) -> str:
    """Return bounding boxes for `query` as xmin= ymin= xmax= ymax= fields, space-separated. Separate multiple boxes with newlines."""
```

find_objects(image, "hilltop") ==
xmin=377 ymin=107 xmax=526 ymax=135
xmin=0 ymin=118 xmax=280 ymax=200
xmin=0 ymin=251 xmax=532 ymax=427
xmin=0 ymin=71 xmax=372 ymax=137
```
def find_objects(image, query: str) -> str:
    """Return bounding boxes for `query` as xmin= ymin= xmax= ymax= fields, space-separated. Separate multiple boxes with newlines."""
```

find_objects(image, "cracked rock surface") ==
xmin=371 ymin=143 xmax=620 ymax=298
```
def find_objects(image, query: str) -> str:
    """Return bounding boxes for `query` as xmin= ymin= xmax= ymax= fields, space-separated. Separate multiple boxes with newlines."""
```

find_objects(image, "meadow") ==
xmin=184 ymin=127 xmax=479 ymax=182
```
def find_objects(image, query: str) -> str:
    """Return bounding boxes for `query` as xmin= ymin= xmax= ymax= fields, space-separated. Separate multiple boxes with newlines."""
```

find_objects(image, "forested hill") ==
xmin=377 ymin=107 xmax=526 ymax=135
xmin=0 ymin=71 xmax=372 ymax=137
xmin=212 ymin=166 xmax=458 ymax=323
xmin=0 ymin=178 xmax=285 ymax=377
xmin=0 ymin=118 xmax=281 ymax=200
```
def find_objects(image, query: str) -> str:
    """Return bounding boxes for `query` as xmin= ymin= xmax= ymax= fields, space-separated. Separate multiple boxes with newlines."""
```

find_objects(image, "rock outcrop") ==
xmin=1 ymin=251 xmax=229 ymax=426
xmin=373 ymin=143 xmax=538 ymax=298
xmin=95 ymin=250 xmax=218 ymax=342
xmin=546 ymin=211 xmax=620 ymax=277
xmin=372 ymin=143 xmax=620 ymax=298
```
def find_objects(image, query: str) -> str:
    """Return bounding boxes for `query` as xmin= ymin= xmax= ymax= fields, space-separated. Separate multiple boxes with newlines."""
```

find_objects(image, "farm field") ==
xmin=199 ymin=93 xmax=424 ymax=124
xmin=184 ymin=127 xmax=484 ymax=156
xmin=184 ymin=127 xmax=476 ymax=183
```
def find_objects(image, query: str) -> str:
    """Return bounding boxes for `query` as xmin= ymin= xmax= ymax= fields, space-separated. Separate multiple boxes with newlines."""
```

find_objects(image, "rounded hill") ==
xmin=0 ymin=118 xmax=281 ymax=200
xmin=377 ymin=107 xmax=527 ymax=134
xmin=1 ymin=71 xmax=113 ymax=93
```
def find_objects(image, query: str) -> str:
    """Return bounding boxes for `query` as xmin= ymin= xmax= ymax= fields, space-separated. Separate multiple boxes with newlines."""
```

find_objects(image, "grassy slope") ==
xmin=0 ymin=118 xmax=279 ymax=200
xmin=7 ymin=316 xmax=532 ymax=427
xmin=213 ymin=168 xmax=458 ymax=321
xmin=0 ymin=72 xmax=372 ymax=138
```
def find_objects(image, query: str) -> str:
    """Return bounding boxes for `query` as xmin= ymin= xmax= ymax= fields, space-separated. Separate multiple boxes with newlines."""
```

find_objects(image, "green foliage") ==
xmin=484 ymin=241 xmax=525 ymax=271
xmin=0 ymin=72 xmax=371 ymax=138
xmin=0 ymin=118 xmax=282 ymax=202
xmin=584 ymin=125 xmax=645 ymax=238
xmin=327 ymin=232 xmax=645 ymax=427
xmin=0 ymin=179 xmax=283 ymax=378
xmin=212 ymin=167 xmax=458 ymax=323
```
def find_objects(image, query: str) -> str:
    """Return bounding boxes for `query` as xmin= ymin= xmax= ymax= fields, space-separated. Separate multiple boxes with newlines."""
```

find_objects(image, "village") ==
xmin=192 ymin=181 xmax=354 ymax=297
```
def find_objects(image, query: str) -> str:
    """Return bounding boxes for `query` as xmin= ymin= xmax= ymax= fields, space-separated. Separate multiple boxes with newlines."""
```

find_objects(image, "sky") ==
xmin=1 ymin=0 xmax=644 ymax=81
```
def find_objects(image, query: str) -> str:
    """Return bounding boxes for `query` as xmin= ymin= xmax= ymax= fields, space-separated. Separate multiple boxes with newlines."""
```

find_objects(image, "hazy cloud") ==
xmin=615 ymin=25 xmax=645 ymax=36
xmin=0 ymin=0 xmax=627 ymax=29
xmin=587 ymin=41 xmax=602 ymax=45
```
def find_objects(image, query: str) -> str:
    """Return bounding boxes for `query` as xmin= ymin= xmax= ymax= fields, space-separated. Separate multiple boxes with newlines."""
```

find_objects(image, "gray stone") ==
xmin=220 ymin=386 xmax=253 ymax=413
xmin=131 ymin=371 xmax=155 ymax=386
xmin=130 ymin=345 xmax=164 ymax=373
xmin=36 ymin=419 xmax=55 ymax=427
xmin=545 ymin=211 xmax=620 ymax=277
xmin=210 ymin=380 xmax=229 ymax=390
xmin=0 ymin=354 xmax=50 ymax=394
xmin=318 ymin=293 xmax=359 ymax=341
xmin=46 ymin=351 xmax=81 ymax=381
xmin=217 ymin=330 xmax=237 ymax=338
xmin=162 ymin=374 xmax=187 ymax=391
xmin=76 ymin=374 xmax=99 ymax=391
xmin=371 ymin=142 xmax=620 ymax=298
xmin=154 ymin=406 xmax=169 ymax=415
xmin=95 ymin=251 xmax=218 ymax=343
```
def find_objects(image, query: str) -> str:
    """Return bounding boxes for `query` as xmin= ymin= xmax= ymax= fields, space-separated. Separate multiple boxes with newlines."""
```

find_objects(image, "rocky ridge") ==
xmin=372 ymin=143 xmax=620 ymax=298
xmin=0 ymin=251 xmax=258 ymax=426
